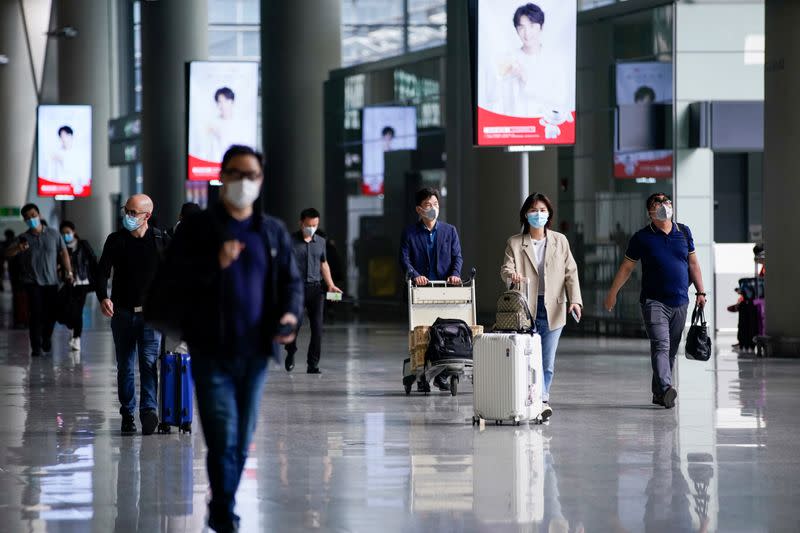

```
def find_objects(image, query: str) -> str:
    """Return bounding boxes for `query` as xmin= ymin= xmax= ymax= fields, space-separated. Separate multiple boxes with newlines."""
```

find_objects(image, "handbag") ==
xmin=685 ymin=304 xmax=712 ymax=361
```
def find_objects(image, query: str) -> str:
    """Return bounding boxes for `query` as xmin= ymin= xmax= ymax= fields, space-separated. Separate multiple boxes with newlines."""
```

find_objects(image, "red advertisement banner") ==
xmin=476 ymin=107 xmax=575 ymax=146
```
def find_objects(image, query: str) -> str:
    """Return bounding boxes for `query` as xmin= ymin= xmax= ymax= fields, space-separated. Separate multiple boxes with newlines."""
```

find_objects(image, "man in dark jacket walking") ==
xmin=163 ymin=145 xmax=303 ymax=533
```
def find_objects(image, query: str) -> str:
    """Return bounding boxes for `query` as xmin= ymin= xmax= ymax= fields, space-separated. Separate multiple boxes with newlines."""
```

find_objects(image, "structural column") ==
xmin=0 ymin=0 xmax=40 ymax=211
xmin=261 ymin=0 xmax=341 ymax=223
xmin=764 ymin=0 xmax=800 ymax=354
xmin=140 ymin=1 xmax=207 ymax=227
xmin=446 ymin=0 xmax=534 ymax=317
xmin=56 ymin=0 xmax=119 ymax=249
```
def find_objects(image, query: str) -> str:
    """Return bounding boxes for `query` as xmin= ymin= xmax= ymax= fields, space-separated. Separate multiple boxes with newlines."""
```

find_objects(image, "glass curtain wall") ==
xmin=560 ymin=5 xmax=674 ymax=336
xmin=325 ymin=49 xmax=446 ymax=307
xmin=342 ymin=0 xmax=446 ymax=66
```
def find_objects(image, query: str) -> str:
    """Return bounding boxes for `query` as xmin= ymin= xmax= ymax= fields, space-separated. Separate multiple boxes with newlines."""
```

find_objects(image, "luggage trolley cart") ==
xmin=403 ymin=270 xmax=477 ymax=397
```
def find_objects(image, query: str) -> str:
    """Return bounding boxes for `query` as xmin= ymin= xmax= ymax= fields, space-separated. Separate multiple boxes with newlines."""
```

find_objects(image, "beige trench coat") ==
xmin=500 ymin=230 xmax=583 ymax=330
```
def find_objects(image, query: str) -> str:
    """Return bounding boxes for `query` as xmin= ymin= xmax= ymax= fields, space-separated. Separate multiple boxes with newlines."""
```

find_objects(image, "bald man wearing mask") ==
xmin=96 ymin=194 xmax=170 ymax=436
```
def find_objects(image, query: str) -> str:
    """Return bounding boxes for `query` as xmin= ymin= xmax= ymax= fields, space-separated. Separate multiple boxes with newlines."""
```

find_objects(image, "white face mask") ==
xmin=224 ymin=179 xmax=261 ymax=209
xmin=302 ymin=226 xmax=317 ymax=237
xmin=652 ymin=204 xmax=673 ymax=221
xmin=420 ymin=207 xmax=438 ymax=221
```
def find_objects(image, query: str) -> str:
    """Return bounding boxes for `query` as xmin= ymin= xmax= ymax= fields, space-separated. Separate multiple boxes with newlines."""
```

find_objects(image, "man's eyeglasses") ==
xmin=222 ymin=169 xmax=263 ymax=181
xmin=651 ymin=199 xmax=672 ymax=207
xmin=121 ymin=207 xmax=148 ymax=217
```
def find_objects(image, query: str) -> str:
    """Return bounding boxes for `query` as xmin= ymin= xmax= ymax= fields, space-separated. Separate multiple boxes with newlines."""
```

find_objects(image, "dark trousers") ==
xmin=287 ymin=282 xmax=325 ymax=369
xmin=25 ymin=284 xmax=58 ymax=354
xmin=641 ymin=299 xmax=688 ymax=396
xmin=192 ymin=354 xmax=268 ymax=530
xmin=70 ymin=286 xmax=90 ymax=338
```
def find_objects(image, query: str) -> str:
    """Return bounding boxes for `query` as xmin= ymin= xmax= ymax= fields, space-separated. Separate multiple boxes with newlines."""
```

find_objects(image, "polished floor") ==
xmin=0 ymin=295 xmax=798 ymax=532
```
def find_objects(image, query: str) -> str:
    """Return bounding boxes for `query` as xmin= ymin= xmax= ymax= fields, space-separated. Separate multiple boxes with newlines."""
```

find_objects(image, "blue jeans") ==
xmin=111 ymin=309 xmax=162 ymax=417
xmin=534 ymin=296 xmax=564 ymax=403
xmin=191 ymin=354 xmax=269 ymax=529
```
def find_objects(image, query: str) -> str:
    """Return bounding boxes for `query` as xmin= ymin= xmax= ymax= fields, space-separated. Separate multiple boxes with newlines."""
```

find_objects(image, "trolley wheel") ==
xmin=180 ymin=423 xmax=192 ymax=434
xmin=404 ymin=382 xmax=412 ymax=395
xmin=157 ymin=423 xmax=170 ymax=435
xmin=450 ymin=376 xmax=459 ymax=396
xmin=472 ymin=417 xmax=477 ymax=426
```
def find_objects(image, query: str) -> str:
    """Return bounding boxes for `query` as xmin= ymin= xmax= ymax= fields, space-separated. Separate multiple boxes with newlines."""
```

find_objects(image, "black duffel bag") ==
xmin=426 ymin=318 xmax=474 ymax=364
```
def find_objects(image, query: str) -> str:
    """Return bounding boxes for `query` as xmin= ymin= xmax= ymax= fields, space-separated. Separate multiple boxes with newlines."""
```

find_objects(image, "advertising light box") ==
xmin=475 ymin=0 xmax=577 ymax=146
xmin=361 ymin=106 xmax=417 ymax=196
xmin=37 ymin=105 xmax=92 ymax=197
xmin=614 ymin=62 xmax=673 ymax=179
xmin=187 ymin=61 xmax=258 ymax=181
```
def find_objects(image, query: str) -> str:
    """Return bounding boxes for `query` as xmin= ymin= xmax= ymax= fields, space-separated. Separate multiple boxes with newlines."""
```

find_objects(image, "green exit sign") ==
xmin=0 ymin=207 xmax=20 ymax=217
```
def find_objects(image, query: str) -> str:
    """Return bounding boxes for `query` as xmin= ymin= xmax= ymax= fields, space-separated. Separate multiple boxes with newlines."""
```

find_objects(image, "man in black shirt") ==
xmin=96 ymin=194 xmax=169 ymax=435
xmin=285 ymin=208 xmax=342 ymax=374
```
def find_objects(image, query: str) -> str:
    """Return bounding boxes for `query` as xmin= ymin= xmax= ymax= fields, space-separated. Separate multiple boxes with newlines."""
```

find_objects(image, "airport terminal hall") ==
xmin=2 ymin=0 xmax=800 ymax=532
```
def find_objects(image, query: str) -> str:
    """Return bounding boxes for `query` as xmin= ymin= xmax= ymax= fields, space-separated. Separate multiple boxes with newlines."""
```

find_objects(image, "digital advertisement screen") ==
xmin=475 ymin=0 xmax=577 ymax=146
xmin=361 ymin=106 xmax=417 ymax=196
xmin=187 ymin=61 xmax=258 ymax=181
xmin=614 ymin=62 xmax=673 ymax=179
xmin=37 ymin=105 xmax=92 ymax=197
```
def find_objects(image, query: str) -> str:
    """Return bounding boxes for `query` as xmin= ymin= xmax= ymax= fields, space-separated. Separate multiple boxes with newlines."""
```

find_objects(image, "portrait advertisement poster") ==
xmin=187 ymin=61 xmax=258 ymax=181
xmin=614 ymin=62 xmax=673 ymax=179
xmin=361 ymin=106 xmax=417 ymax=196
xmin=37 ymin=105 xmax=92 ymax=197
xmin=476 ymin=0 xmax=577 ymax=146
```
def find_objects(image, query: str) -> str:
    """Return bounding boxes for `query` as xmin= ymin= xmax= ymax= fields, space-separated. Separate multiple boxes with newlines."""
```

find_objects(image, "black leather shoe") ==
xmin=307 ymin=367 xmax=321 ymax=374
xmin=42 ymin=340 xmax=52 ymax=353
xmin=662 ymin=387 xmax=678 ymax=409
xmin=141 ymin=410 xmax=159 ymax=435
xmin=285 ymin=349 xmax=296 ymax=372
xmin=652 ymin=394 xmax=665 ymax=406
xmin=434 ymin=374 xmax=450 ymax=391
xmin=31 ymin=351 xmax=42 ymax=358
xmin=121 ymin=416 xmax=137 ymax=436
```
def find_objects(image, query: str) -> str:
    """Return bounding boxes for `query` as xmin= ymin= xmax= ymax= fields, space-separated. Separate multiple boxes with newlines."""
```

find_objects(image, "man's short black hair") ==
xmin=646 ymin=192 xmax=671 ymax=211
xmin=300 ymin=207 xmax=321 ymax=221
xmin=21 ymin=203 xmax=39 ymax=218
xmin=221 ymin=145 xmax=263 ymax=171
xmin=634 ymin=86 xmax=656 ymax=103
xmin=215 ymin=87 xmax=235 ymax=102
xmin=381 ymin=126 xmax=395 ymax=137
xmin=4 ymin=229 xmax=15 ymax=239
xmin=180 ymin=202 xmax=202 ymax=218
xmin=513 ymin=3 xmax=545 ymax=28
xmin=58 ymin=125 xmax=74 ymax=137
xmin=415 ymin=187 xmax=440 ymax=207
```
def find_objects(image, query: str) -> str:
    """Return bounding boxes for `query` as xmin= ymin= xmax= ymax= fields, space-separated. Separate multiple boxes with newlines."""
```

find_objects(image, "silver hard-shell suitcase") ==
xmin=472 ymin=333 xmax=544 ymax=425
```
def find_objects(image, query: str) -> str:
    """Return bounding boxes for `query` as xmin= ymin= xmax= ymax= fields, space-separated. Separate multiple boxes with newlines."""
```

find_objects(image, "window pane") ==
xmin=209 ymin=29 xmax=238 ymax=57
xmin=242 ymin=31 xmax=260 ymax=57
xmin=209 ymin=0 xmax=238 ymax=24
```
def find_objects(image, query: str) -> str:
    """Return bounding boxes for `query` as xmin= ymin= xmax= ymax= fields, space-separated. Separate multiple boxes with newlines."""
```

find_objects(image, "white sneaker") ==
xmin=69 ymin=337 xmax=81 ymax=351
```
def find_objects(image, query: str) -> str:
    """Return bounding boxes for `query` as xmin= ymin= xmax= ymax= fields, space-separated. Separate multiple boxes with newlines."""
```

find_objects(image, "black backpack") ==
xmin=426 ymin=318 xmax=474 ymax=364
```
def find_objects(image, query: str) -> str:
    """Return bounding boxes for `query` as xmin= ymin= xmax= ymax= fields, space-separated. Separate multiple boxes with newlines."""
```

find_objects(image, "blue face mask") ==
xmin=122 ymin=214 xmax=143 ymax=232
xmin=527 ymin=212 xmax=549 ymax=229
xmin=63 ymin=233 xmax=74 ymax=244
xmin=25 ymin=217 xmax=40 ymax=230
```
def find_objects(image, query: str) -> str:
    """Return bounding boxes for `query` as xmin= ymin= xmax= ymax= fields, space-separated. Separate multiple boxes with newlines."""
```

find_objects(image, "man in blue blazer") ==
xmin=399 ymin=187 xmax=463 ymax=390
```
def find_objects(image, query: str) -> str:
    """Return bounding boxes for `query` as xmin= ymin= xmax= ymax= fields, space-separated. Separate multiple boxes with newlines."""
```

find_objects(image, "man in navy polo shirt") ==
xmin=604 ymin=193 xmax=707 ymax=409
xmin=399 ymin=187 xmax=463 ymax=391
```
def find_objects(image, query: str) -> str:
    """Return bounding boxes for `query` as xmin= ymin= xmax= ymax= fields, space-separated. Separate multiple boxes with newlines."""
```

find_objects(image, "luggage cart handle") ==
xmin=409 ymin=267 xmax=477 ymax=287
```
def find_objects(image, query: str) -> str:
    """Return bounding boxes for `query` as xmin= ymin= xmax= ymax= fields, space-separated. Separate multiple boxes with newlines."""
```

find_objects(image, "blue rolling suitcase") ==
xmin=158 ymin=352 xmax=193 ymax=434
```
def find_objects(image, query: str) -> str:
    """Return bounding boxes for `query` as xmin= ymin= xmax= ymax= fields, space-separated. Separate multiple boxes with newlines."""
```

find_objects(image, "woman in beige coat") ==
xmin=501 ymin=192 xmax=582 ymax=420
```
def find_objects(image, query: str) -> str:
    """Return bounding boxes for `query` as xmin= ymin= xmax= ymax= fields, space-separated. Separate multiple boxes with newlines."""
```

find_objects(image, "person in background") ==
xmin=399 ymin=187 xmax=463 ymax=391
xmin=59 ymin=221 xmax=98 ymax=352
xmin=5 ymin=204 xmax=73 ymax=356
xmin=285 ymin=208 xmax=343 ymax=374
xmin=164 ymin=145 xmax=303 ymax=533
xmin=0 ymin=229 xmax=15 ymax=292
xmin=604 ymin=193 xmax=707 ymax=409
xmin=96 ymin=194 xmax=169 ymax=436
xmin=167 ymin=202 xmax=202 ymax=239
xmin=501 ymin=192 xmax=583 ymax=421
